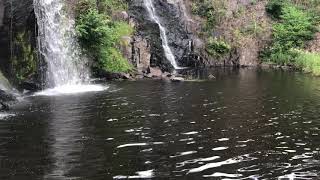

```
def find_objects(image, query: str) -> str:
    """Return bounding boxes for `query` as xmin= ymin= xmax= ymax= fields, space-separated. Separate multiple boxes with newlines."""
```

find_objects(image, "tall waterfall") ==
xmin=33 ymin=0 xmax=89 ymax=87
xmin=33 ymin=0 xmax=105 ymax=96
xmin=143 ymin=0 xmax=181 ymax=69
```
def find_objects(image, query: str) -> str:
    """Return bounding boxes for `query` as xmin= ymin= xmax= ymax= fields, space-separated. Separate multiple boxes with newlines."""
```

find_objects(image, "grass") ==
xmin=295 ymin=50 xmax=320 ymax=76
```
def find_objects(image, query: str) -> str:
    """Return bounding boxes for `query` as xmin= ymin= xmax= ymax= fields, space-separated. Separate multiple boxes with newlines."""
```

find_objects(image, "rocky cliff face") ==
xmin=124 ymin=0 xmax=272 ymax=74
xmin=0 ymin=0 xmax=40 ymax=87
xmin=127 ymin=0 xmax=197 ymax=73
xmin=0 ymin=0 xmax=274 ymax=83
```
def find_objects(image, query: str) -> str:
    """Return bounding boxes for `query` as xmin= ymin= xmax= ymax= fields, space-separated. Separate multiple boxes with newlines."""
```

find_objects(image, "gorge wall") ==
xmin=0 ymin=0 xmax=273 ymax=83
xmin=0 ymin=0 xmax=40 ymax=88
xmin=123 ymin=0 xmax=273 ymax=74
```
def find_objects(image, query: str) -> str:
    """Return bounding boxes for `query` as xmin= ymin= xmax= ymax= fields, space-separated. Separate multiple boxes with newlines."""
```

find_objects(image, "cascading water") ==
xmin=144 ymin=0 xmax=182 ymax=69
xmin=34 ymin=0 xmax=89 ymax=87
xmin=33 ymin=0 xmax=105 ymax=95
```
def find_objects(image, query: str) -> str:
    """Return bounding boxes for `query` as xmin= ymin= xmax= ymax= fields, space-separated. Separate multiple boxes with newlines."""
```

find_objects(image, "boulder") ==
xmin=149 ymin=67 xmax=162 ymax=77
xmin=0 ymin=89 xmax=16 ymax=111
xmin=19 ymin=79 xmax=41 ymax=92
xmin=113 ymin=11 xmax=129 ymax=21
xmin=96 ymin=70 xmax=133 ymax=80
xmin=170 ymin=76 xmax=185 ymax=82
xmin=0 ymin=89 xmax=16 ymax=102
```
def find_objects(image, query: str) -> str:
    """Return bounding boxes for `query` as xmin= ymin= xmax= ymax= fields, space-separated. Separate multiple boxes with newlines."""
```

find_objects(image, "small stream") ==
xmin=0 ymin=68 xmax=320 ymax=179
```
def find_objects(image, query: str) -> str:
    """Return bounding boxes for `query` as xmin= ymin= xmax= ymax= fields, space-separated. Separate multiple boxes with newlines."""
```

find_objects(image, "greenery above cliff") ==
xmin=75 ymin=0 xmax=133 ymax=73
xmin=262 ymin=0 xmax=320 ymax=74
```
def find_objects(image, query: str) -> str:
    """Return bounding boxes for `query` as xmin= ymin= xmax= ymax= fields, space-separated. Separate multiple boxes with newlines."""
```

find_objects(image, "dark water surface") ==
xmin=1 ymin=68 xmax=320 ymax=179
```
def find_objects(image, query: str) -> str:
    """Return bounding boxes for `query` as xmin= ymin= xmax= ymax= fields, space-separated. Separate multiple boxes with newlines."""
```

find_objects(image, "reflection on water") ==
xmin=43 ymin=95 xmax=84 ymax=179
xmin=0 ymin=68 xmax=320 ymax=179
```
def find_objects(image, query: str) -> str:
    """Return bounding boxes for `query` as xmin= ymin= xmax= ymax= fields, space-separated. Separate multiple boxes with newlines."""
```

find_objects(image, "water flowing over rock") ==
xmin=33 ymin=0 xmax=89 ymax=87
xmin=129 ymin=0 xmax=201 ymax=72
xmin=143 ymin=0 xmax=180 ymax=69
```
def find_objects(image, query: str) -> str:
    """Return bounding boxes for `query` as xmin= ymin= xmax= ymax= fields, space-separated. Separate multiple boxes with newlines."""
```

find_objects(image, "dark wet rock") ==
xmin=0 ymin=89 xmax=16 ymax=102
xmin=19 ymin=79 xmax=41 ymax=92
xmin=95 ymin=69 xmax=133 ymax=80
xmin=0 ymin=0 xmax=40 ymax=85
xmin=0 ymin=89 xmax=16 ymax=111
xmin=0 ymin=101 xmax=9 ymax=111
xmin=128 ymin=0 xmax=196 ymax=72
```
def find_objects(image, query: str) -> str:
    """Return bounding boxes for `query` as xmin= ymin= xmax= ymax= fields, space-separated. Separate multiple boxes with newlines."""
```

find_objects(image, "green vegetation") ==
xmin=12 ymin=31 xmax=37 ymax=82
xmin=206 ymin=37 xmax=231 ymax=58
xmin=98 ymin=0 xmax=128 ymax=13
xmin=266 ymin=0 xmax=288 ymax=19
xmin=263 ymin=0 xmax=318 ymax=70
xmin=295 ymin=50 xmax=320 ymax=75
xmin=75 ymin=0 xmax=133 ymax=73
xmin=190 ymin=0 xmax=230 ymax=59
xmin=191 ymin=0 xmax=226 ymax=31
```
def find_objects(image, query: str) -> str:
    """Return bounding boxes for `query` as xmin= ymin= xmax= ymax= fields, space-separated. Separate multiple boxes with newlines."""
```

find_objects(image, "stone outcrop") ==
xmin=131 ymin=35 xmax=151 ymax=74
xmin=0 ymin=0 xmax=41 ymax=88
xmin=125 ymin=0 xmax=273 ymax=72
xmin=216 ymin=0 xmax=272 ymax=66
xmin=128 ymin=0 xmax=197 ymax=72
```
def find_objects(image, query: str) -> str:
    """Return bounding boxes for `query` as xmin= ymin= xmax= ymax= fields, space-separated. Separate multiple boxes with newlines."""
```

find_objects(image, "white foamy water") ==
xmin=0 ymin=113 xmax=15 ymax=119
xmin=33 ymin=0 xmax=107 ymax=95
xmin=114 ymin=170 xmax=155 ymax=179
xmin=34 ymin=0 xmax=90 ymax=87
xmin=34 ymin=84 xmax=106 ymax=96
xmin=144 ymin=0 xmax=184 ymax=70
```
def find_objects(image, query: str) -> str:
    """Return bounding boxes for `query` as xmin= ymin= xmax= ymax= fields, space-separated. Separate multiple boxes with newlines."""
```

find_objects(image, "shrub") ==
xmin=99 ymin=0 xmax=128 ymax=13
xmin=266 ymin=0 xmax=288 ymax=19
xmin=76 ymin=10 xmax=111 ymax=53
xmin=76 ymin=4 xmax=133 ymax=73
xmin=191 ymin=0 xmax=226 ymax=30
xmin=206 ymin=37 xmax=231 ymax=58
xmin=264 ymin=4 xmax=317 ymax=65
xmin=273 ymin=5 xmax=315 ymax=49
xmin=100 ymin=48 xmax=132 ymax=73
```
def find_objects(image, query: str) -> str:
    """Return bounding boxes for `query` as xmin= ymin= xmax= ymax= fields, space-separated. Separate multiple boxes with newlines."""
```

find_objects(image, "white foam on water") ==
xmin=0 ymin=113 xmax=15 ymax=119
xmin=34 ymin=84 xmax=107 ymax=96
xmin=203 ymin=172 xmax=243 ymax=178
xmin=114 ymin=170 xmax=155 ymax=179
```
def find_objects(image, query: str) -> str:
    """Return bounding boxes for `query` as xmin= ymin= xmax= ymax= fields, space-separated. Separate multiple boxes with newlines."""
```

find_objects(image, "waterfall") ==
xmin=33 ymin=0 xmax=105 ymax=96
xmin=143 ymin=0 xmax=181 ymax=69
xmin=33 ymin=0 xmax=89 ymax=87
